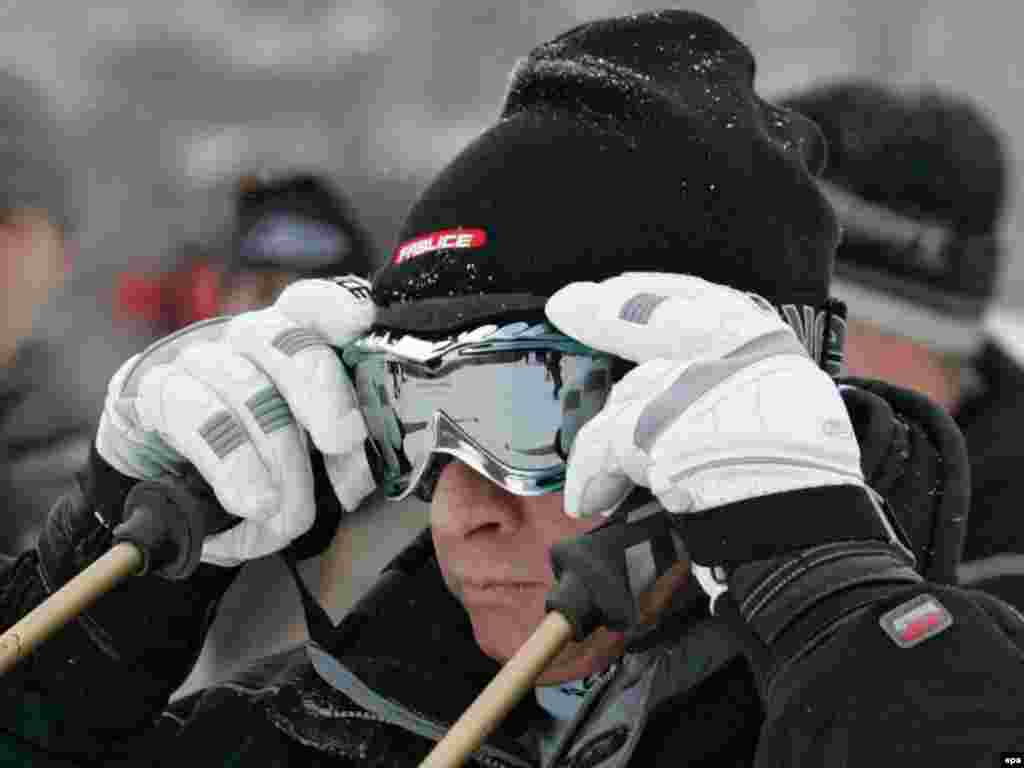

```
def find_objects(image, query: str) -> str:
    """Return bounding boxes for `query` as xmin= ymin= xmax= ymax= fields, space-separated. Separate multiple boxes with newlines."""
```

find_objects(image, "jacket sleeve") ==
xmin=0 ymin=479 xmax=239 ymax=761
xmin=957 ymin=449 xmax=1024 ymax=608
xmin=755 ymin=582 xmax=1024 ymax=766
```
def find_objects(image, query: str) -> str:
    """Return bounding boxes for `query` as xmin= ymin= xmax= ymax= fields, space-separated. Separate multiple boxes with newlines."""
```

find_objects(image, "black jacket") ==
xmin=1 ymin=381 xmax=1023 ymax=766
xmin=955 ymin=339 xmax=1024 ymax=608
xmin=0 ymin=340 xmax=93 ymax=554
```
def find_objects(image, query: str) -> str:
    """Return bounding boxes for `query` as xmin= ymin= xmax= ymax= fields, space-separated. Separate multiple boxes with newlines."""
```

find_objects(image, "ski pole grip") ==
xmin=114 ymin=474 xmax=237 ymax=580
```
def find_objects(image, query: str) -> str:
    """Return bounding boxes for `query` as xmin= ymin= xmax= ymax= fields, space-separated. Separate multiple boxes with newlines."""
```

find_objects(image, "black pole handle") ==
xmin=112 ymin=471 xmax=238 ymax=580
xmin=545 ymin=499 xmax=686 ymax=641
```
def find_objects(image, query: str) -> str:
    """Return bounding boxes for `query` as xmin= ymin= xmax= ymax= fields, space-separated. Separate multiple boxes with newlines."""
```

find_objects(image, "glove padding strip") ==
xmin=197 ymin=410 xmax=248 ymax=459
xmin=619 ymin=292 xmax=669 ymax=324
xmin=246 ymin=387 xmax=294 ymax=435
xmin=635 ymin=330 xmax=808 ymax=452
xmin=272 ymin=327 xmax=326 ymax=357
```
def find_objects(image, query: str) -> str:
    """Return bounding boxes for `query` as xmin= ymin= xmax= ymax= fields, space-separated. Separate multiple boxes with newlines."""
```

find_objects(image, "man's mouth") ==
xmin=461 ymin=578 xmax=545 ymax=590
xmin=455 ymin=572 xmax=550 ymax=600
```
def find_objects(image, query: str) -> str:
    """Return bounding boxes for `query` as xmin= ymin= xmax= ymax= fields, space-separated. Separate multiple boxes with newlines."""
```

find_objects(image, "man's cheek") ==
xmin=436 ymin=561 xmax=464 ymax=602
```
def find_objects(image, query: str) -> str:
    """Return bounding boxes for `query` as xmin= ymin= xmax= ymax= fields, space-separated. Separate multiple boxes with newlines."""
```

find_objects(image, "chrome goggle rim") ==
xmin=343 ymin=322 xmax=612 ymax=500
xmin=396 ymin=410 xmax=569 ymax=500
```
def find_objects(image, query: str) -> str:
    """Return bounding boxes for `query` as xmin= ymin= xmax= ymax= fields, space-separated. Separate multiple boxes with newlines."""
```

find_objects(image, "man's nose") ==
xmin=433 ymin=461 xmax=527 ymax=538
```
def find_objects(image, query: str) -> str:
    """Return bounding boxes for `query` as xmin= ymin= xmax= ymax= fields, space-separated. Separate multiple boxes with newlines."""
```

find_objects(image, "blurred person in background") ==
xmin=115 ymin=172 xmax=378 ymax=335
xmin=779 ymin=81 xmax=1024 ymax=609
xmin=0 ymin=68 xmax=90 ymax=555
xmin=114 ymin=241 xmax=223 ymax=337
xmin=220 ymin=170 xmax=379 ymax=313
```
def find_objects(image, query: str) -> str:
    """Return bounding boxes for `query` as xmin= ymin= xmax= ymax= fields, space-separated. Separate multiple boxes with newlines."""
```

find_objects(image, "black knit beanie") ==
xmin=231 ymin=172 xmax=377 ymax=279
xmin=779 ymin=80 xmax=1007 ymax=354
xmin=372 ymin=9 xmax=842 ymax=364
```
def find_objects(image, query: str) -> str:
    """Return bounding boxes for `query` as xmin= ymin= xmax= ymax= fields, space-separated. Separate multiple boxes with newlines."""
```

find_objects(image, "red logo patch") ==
xmin=393 ymin=228 xmax=487 ymax=264
xmin=879 ymin=594 xmax=953 ymax=649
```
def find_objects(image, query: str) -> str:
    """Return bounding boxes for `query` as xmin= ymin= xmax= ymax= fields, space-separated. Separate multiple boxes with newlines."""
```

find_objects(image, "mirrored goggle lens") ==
xmin=348 ymin=347 xmax=614 ymax=499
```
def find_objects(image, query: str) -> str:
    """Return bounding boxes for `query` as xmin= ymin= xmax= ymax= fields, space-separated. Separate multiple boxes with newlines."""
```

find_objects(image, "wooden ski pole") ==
xmin=419 ymin=611 xmax=574 ymax=768
xmin=0 ymin=542 xmax=143 ymax=676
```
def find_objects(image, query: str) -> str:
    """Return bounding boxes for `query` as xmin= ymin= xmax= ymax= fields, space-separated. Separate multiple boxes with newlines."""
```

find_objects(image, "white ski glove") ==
xmin=545 ymin=273 xmax=865 ymax=597
xmin=96 ymin=276 xmax=377 ymax=567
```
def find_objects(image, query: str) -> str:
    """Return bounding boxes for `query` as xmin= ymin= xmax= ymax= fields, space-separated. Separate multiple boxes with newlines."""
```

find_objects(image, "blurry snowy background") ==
xmin=6 ymin=0 xmax=1023 ymax=415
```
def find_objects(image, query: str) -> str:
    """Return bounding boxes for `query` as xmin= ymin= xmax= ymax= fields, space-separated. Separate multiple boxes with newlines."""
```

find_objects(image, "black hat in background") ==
xmin=231 ymin=171 xmax=378 ymax=279
xmin=779 ymin=80 xmax=1007 ymax=354
xmin=0 ymin=69 xmax=75 ymax=234
xmin=372 ymin=9 xmax=841 ymax=347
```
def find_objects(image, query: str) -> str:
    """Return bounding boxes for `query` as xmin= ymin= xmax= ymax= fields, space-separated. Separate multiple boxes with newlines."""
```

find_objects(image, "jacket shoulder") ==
xmin=838 ymin=377 xmax=969 ymax=583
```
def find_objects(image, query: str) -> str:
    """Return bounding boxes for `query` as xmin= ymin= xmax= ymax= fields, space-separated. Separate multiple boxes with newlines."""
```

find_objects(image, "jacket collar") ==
xmin=306 ymin=547 xmax=545 ymax=762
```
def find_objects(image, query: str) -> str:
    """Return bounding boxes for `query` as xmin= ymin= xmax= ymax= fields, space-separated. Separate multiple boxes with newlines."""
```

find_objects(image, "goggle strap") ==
xmin=776 ymin=299 xmax=847 ymax=378
xmin=280 ymin=546 xmax=337 ymax=649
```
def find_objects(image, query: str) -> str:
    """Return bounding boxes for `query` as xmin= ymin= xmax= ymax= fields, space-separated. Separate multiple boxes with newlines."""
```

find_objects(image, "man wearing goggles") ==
xmin=3 ymin=10 xmax=1024 ymax=768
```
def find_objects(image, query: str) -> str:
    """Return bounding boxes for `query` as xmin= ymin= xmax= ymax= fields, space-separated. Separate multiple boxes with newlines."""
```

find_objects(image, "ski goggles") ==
xmin=342 ymin=322 xmax=617 ymax=501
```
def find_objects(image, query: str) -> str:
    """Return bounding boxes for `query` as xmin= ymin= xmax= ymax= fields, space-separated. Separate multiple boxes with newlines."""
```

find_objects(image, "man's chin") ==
xmin=537 ymin=627 xmax=625 ymax=685
xmin=466 ymin=608 xmax=542 ymax=664
xmin=468 ymin=609 xmax=624 ymax=685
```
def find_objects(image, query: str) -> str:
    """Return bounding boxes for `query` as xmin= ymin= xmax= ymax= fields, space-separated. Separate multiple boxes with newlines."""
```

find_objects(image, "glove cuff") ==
xmin=82 ymin=440 xmax=140 ymax=529
xmin=674 ymin=483 xmax=915 ymax=568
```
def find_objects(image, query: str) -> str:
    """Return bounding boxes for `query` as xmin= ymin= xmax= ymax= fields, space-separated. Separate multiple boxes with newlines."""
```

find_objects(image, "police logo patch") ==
xmin=392 ymin=228 xmax=487 ymax=264
xmin=879 ymin=593 xmax=953 ymax=649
